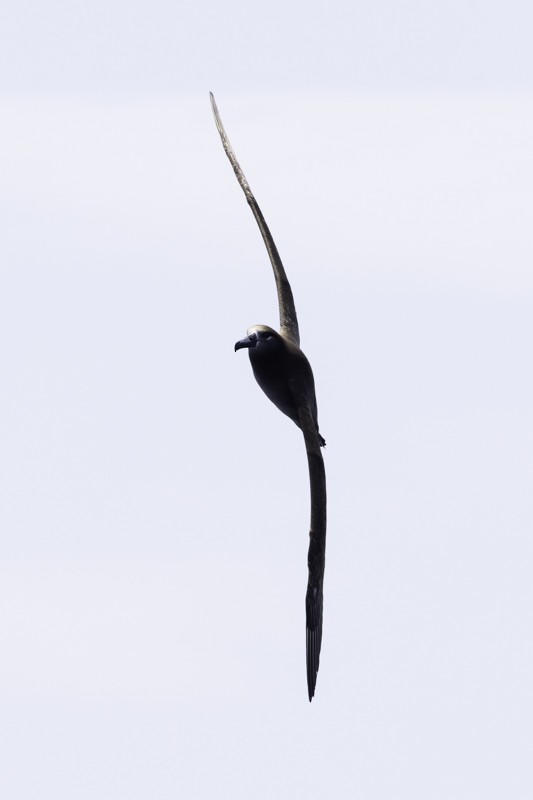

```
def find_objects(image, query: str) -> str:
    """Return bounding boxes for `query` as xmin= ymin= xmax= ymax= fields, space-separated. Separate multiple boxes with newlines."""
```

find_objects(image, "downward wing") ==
xmin=298 ymin=405 xmax=327 ymax=701
xmin=210 ymin=92 xmax=300 ymax=346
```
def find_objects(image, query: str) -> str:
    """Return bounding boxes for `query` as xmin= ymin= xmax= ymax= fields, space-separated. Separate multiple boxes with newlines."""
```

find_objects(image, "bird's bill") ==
xmin=234 ymin=334 xmax=257 ymax=352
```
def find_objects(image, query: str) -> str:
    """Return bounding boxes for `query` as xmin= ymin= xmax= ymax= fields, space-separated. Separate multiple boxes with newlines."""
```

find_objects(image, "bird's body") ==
xmin=235 ymin=325 xmax=325 ymax=446
xmin=210 ymin=93 xmax=327 ymax=701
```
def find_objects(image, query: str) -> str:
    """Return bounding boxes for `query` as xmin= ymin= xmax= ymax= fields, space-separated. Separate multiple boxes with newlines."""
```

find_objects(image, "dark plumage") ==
xmin=211 ymin=93 xmax=327 ymax=701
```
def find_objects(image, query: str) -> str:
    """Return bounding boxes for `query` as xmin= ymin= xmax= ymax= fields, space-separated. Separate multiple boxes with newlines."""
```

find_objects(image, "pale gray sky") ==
xmin=1 ymin=2 xmax=533 ymax=798
xmin=1 ymin=0 xmax=533 ymax=94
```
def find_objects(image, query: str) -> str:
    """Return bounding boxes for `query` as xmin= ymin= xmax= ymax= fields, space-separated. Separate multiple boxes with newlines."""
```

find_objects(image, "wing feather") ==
xmin=210 ymin=92 xmax=300 ymax=345
xmin=298 ymin=405 xmax=327 ymax=701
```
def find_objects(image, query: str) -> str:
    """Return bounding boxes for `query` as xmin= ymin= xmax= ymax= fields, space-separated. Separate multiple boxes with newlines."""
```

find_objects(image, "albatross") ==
xmin=210 ymin=92 xmax=327 ymax=701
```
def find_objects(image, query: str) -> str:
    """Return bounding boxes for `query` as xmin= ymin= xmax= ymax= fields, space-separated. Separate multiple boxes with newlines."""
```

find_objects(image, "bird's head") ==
xmin=234 ymin=325 xmax=282 ymax=354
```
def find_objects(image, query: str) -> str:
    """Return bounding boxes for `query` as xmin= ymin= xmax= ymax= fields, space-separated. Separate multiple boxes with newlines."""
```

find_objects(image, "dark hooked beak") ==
xmin=234 ymin=334 xmax=257 ymax=352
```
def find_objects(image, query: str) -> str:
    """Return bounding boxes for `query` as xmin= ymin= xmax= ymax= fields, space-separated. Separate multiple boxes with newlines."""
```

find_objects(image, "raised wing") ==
xmin=298 ymin=405 xmax=327 ymax=701
xmin=210 ymin=92 xmax=300 ymax=346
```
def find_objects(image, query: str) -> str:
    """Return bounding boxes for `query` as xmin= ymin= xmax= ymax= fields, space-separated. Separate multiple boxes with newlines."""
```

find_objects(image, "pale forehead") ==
xmin=247 ymin=324 xmax=276 ymax=335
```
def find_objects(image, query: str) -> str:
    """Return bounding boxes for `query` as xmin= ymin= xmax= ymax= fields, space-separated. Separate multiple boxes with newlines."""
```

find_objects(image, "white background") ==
xmin=1 ymin=1 xmax=532 ymax=797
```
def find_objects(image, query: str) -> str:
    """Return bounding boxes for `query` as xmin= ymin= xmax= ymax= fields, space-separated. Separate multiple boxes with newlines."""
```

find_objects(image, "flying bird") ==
xmin=210 ymin=92 xmax=327 ymax=701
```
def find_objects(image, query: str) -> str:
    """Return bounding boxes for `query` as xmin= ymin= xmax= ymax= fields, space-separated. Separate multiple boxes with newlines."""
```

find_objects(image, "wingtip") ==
xmin=306 ymin=623 xmax=321 ymax=703
xmin=307 ymin=671 xmax=317 ymax=702
xmin=306 ymin=586 xmax=324 ymax=703
xmin=209 ymin=92 xmax=218 ymax=118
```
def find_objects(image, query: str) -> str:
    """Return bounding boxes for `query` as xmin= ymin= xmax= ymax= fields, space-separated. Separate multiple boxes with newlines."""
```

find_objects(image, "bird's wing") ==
xmin=297 ymin=404 xmax=327 ymax=701
xmin=210 ymin=92 xmax=300 ymax=346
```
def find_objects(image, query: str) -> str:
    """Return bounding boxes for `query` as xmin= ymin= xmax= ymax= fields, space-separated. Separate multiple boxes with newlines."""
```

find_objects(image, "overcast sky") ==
xmin=1 ymin=2 xmax=533 ymax=798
